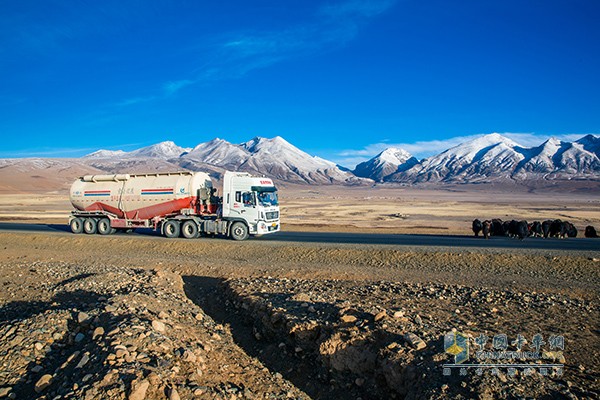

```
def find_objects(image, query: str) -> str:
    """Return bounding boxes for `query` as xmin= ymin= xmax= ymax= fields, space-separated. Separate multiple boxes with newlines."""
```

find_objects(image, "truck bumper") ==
xmin=255 ymin=221 xmax=280 ymax=235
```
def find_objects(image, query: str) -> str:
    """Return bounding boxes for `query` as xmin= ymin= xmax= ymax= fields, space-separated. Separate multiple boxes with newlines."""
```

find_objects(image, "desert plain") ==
xmin=0 ymin=181 xmax=599 ymax=399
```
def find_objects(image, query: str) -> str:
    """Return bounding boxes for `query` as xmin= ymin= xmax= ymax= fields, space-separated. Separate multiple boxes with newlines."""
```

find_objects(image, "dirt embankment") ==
xmin=0 ymin=232 xmax=598 ymax=399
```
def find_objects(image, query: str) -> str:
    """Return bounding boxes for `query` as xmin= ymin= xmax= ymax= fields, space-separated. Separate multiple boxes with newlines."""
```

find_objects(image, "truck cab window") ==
xmin=242 ymin=192 xmax=255 ymax=206
xmin=257 ymin=191 xmax=278 ymax=206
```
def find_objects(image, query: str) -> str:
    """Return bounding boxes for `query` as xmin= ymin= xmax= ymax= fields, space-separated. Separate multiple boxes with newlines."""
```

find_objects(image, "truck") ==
xmin=68 ymin=171 xmax=280 ymax=240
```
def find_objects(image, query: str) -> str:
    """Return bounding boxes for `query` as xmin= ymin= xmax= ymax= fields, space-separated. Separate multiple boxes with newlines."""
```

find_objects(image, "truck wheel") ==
xmin=97 ymin=218 xmax=112 ymax=235
xmin=182 ymin=220 xmax=199 ymax=239
xmin=83 ymin=218 xmax=97 ymax=234
xmin=230 ymin=222 xmax=249 ymax=241
xmin=163 ymin=220 xmax=180 ymax=238
xmin=70 ymin=218 xmax=84 ymax=234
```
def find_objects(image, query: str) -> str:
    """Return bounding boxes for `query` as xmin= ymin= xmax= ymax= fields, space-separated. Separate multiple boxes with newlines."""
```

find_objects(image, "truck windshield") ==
xmin=255 ymin=189 xmax=278 ymax=206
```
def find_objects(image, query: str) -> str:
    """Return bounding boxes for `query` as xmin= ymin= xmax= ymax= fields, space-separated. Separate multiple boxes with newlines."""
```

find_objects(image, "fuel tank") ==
xmin=69 ymin=171 xmax=216 ymax=219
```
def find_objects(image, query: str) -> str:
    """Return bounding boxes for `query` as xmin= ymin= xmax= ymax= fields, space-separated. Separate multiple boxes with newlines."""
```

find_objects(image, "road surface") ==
xmin=1 ymin=222 xmax=598 ymax=251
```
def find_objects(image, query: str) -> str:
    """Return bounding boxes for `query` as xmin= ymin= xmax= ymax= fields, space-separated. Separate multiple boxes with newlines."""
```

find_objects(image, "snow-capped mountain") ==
xmin=83 ymin=141 xmax=190 ymax=160
xmin=182 ymin=138 xmax=250 ymax=168
xmin=387 ymin=133 xmax=525 ymax=183
xmin=127 ymin=141 xmax=190 ymax=159
xmin=376 ymin=133 xmax=600 ymax=183
xmin=83 ymin=149 xmax=127 ymax=159
xmin=54 ymin=133 xmax=600 ymax=185
xmin=236 ymin=136 xmax=359 ymax=184
xmin=353 ymin=147 xmax=418 ymax=182
xmin=80 ymin=136 xmax=363 ymax=184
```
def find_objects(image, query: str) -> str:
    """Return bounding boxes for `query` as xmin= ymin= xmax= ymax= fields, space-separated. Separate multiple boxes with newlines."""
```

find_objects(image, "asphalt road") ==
xmin=1 ymin=222 xmax=599 ymax=251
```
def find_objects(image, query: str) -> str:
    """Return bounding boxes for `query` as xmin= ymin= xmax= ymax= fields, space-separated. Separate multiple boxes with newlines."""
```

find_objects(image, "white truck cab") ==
xmin=221 ymin=171 xmax=280 ymax=236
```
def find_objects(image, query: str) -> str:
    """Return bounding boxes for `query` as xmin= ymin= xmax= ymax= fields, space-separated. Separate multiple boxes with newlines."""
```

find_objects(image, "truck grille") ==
xmin=265 ymin=211 xmax=279 ymax=220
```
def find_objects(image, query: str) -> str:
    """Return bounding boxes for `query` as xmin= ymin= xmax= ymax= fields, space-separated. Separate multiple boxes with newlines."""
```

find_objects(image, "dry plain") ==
xmin=0 ymin=183 xmax=599 ymax=399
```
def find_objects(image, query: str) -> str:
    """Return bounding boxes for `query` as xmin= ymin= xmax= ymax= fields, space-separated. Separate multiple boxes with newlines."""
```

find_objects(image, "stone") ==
xmin=158 ymin=311 xmax=169 ymax=320
xmin=77 ymin=312 xmax=90 ymax=324
xmin=76 ymin=353 xmax=90 ymax=369
xmin=0 ymin=387 xmax=11 ymax=398
xmin=169 ymin=387 xmax=181 ymax=400
xmin=374 ymin=311 xmax=387 ymax=322
xmin=404 ymin=332 xmax=426 ymax=350
xmin=128 ymin=379 xmax=149 ymax=400
xmin=34 ymin=342 xmax=44 ymax=351
xmin=35 ymin=374 xmax=53 ymax=393
xmin=31 ymin=365 xmax=43 ymax=373
xmin=340 ymin=315 xmax=357 ymax=323
xmin=92 ymin=327 xmax=105 ymax=340
xmin=152 ymin=320 xmax=166 ymax=333
xmin=183 ymin=350 xmax=197 ymax=363
xmin=74 ymin=333 xmax=85 ymax=343
xmin=194 ymin=313 xmax=204 ymax=321
xmin=414 ymin=315 xmax=423 ymax=325
xmin=393 ymin=310 xmax=405 ymax=319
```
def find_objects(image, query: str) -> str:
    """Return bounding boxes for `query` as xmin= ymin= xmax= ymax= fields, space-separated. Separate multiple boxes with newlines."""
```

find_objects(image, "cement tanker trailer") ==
xmin=69 ymin=171 xmax=280 ymax=240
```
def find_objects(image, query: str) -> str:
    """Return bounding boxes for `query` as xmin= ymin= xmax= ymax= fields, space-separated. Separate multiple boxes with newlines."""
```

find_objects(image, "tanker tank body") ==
xmin=69 ymin=171 xmax=217 ymax=235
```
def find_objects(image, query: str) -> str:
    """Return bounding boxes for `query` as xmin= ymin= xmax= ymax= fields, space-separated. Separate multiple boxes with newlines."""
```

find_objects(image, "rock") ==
xmin=152 ymin=320 xmax=166 ymax=333
xmin=76 ymin=352 xmax=90 ymax=369
xmin=158 ymin=311 xmax=169 ymax=320
xmin=404 ymin=332 xmax=426 ymax=350
xmin=0 ymin=387 xmax=11 ymax=398
xmin=128 ymin=379 xmax=150 ymax=400
xmin=77 ymin=312 xmax=90 ymax=324
xmin=34 ymin=342 xmax=44 ymax=351
xmin=35 ymin=374 xmax=53 ymax=393
xmin=183 ymin=350 xmax=197 ymax=363
xmin=169 ymin=387 xmax=181 ymax=400
xmin=374 ymin=311 xmax=387 ymax=322
xmin=340 ymin=315 xmax=357 ymax=323
xmin=74 ymin=333 xmax=85 ymax=343
xmin=194 ymin=313 xmax=204 ymax=321
xmin=92 ymin=327 xmax=105 ymax=340
xmin=414 ymin=315 xmax=423 ymax=325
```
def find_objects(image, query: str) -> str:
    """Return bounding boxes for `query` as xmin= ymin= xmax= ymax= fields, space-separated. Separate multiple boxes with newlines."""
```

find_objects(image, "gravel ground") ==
xmin=0 ymin=231 xmax=598 ymax=399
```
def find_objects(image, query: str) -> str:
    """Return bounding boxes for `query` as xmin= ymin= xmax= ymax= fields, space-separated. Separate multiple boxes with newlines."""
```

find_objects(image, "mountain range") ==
xmin=82 ymin=136 xmax=363 ymax=185
xmin=353 ymin=133 xmax=600 ymax=183
xmin=1 ymin=134 xmax=599 ymax=191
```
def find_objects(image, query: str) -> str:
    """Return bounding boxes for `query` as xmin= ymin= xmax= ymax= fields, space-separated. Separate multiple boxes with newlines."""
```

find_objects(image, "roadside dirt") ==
xmin=0 ymin=231 xmax=598 ymax=399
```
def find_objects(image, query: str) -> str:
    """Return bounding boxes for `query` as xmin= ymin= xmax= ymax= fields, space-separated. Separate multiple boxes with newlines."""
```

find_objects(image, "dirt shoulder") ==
xmin=0 ymin=232 xmax=598 ymax=399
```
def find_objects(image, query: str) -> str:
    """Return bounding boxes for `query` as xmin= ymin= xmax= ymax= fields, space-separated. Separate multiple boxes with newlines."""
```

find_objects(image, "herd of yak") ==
xmin=472 ymin=218 xmax=599 ymax=240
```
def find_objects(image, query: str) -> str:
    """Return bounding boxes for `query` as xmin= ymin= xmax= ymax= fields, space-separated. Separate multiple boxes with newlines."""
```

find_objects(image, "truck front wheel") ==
xmin=182 ymin=220 xmax=199 ymax=239
xmin=230 ymin=222 xmax=249 ymax=241
xmin=83 ymin=218 xmax=97 ymax=234
xmin=70 ymin=218 xmax=84 ymax=234
xmin=164 ymin=220 xmax=180 ymax=238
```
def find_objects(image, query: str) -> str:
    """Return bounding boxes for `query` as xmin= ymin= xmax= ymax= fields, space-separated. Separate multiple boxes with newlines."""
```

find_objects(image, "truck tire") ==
xmin=97 ymin=218 xmax=112 ymax=235
xmin=230 ymin=222 xmax=249 ymax=241
xmin=70 ymin=218 xmax=84 ymax=234
xmin=83 ymin=218 xmax=97 ymax=234
xmin=163 ymin=220 xmax=180 ymax=238
xmin=182 ymin=220 xmax=199 ymax=239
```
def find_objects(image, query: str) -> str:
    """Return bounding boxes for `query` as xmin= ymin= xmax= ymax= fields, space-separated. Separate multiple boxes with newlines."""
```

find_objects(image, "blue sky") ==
xmin=1 ymin=0 xmax=599 ymax=167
